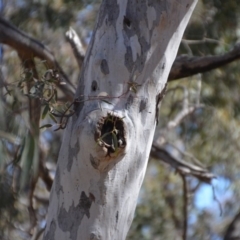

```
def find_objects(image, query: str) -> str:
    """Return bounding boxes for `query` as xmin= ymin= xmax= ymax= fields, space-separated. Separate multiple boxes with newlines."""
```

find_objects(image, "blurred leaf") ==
xmin=42 ymin=104 xmax=50 ymax=120
xmin=54 ymin=88 xmax=58 ymax=101
xmin=20 ymin=133 xmax=35 ymax=190
xmin=112 ymin=133 xmax=118 ymax=152
xmin=49 ymin=113 xmax=58 ymax=123
xmin=39 ymin=124 xmax=52 ymax=129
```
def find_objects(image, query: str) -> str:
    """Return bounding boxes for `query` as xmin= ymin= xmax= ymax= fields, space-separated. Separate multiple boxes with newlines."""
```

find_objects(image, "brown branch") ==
xmin=224 ymin=210 xmax=240 ymax=240
xmin=168 ymin=43 xmax=240 ymax=81
xmin=151 ymin=144 xmax=215 ymax=184
xmin=181 ymin=174 xmax=188 ymax=240
xmin=18 ymin=56 xmax=40 ymax=234
xmin=0 ymin=17 xmax=74 ymax=101
xmin=211 ymin=185 xmax=223 ymax=216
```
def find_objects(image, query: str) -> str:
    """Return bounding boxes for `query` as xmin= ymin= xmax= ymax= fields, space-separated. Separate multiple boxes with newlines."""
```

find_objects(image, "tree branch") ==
xmin=65 ymin=27 xmax=85 ymax=69
xmin=0 ymin=17 xmax=74 ymax=100
xmin=223 ymin=210 xmax=240 ymax=240
xmin=2 ymin=16 xmax=240 ymax=90
xmin=181 ymin=174 xmax=188 ymax=240
xmin=151 ymin=144 xmax=215 ymax=184
xmin=169 ymin=43 xmax=240 ymax=81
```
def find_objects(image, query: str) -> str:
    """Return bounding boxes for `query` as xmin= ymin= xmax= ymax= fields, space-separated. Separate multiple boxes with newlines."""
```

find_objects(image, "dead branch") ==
xmin=151 ymin=144 xmax=215 ymax=184
xmin=65 ymin=27 xmax=85 ymax=69
xmin=169 ymin=43 xmax=240 ymax=81
xmin=181 ymin=174 xmax=188 ymax=240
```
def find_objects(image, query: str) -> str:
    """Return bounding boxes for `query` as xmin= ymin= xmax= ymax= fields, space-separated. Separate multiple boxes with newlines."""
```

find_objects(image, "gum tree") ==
xmin=43 ymin=0 xmax=198 ymax=239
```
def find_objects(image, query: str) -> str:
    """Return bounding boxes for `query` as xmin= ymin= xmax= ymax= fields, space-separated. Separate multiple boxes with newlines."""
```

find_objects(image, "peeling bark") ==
xmin=44 ymin=1 xmax=198 ymax=239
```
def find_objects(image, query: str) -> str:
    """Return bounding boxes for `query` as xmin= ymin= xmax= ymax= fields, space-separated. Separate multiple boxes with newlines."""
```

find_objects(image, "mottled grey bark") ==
xmin=44 ymin=0 xmax=198 ymax=239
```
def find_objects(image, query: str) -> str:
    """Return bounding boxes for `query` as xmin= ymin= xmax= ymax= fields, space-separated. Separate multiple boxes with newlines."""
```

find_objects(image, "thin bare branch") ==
xmin=167 ymin=105 xmax=204 ymax=129
xmin=211 ymin=185 xmax=223 ymax=217
xmin=182 ymin=37 xmax=223 ymax=45
xmin=165 ymin=82 xmax=204 ymax=129
xmin=169 ymin=143 xmax=205 ymax=169
xmin=181 ymin=174 xmax=188 ymax=240
xmin=169 ymin=42 xmax=240 ymax=81
xmin=151 ymin=144 xmax=215 ymax=184
xmin=65 ymin=27 xmax=85 ymax=69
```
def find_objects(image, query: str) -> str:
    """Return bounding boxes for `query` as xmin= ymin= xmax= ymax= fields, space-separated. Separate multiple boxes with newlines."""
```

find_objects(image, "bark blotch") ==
xmin=58 ymin=191 xmax=93 ymax=240
xmin=116 ymin=211 xmax=119 ymax=223
xmin=137 ymin=36 xmax=150 ymax=72
xmin=125 ymin=94 xmax=133 ymax=110
xmin=148 ymin=0 xmax=168 ymax=27
xmin=90 ymin=233 xmax=101 ymax=240
xmin=91 ymin=80 xmax=98 ymax=92
xmin=89 ymin=192 xmax=96 ymax=202
xmin=97 ymin=0 xmax=119 ymax=28
xmin=123 ymin=16 xmax=131 ymax=28
xmin=44 ymin=220 xmax=56 ymax=240
xmin=100 ymin=59 xmax=110 ymax=75
xmin=97 ymin=179 xmax=107 ymax=204
xmin=90 ymin=154 xmax=100 ymax=169
xmin=139 ymin=98 xmax=147 ymax=112
xmin=55 ymin=167 xmax=63 ymax=196
xmin=125 ymin=0 xmax=147 ymax=33
xmin=124 ymin=46 xmax=134 ymax=72
xmin=123 ymin=0 xmax=151 ymax=74
xmin=67 ymin=139 xmax=80 ymax=171
xmin=123 ymin=0 xmax=167 ymax=75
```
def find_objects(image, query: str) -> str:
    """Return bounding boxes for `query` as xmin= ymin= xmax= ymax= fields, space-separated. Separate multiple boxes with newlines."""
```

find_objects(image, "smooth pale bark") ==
xmin=44 ymin=1 xmax=198 ymax=240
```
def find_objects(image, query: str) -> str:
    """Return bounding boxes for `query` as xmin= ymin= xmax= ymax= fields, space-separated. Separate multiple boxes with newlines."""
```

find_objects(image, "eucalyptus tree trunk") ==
xmin=44 ymin=0 xmax=198 ymax=239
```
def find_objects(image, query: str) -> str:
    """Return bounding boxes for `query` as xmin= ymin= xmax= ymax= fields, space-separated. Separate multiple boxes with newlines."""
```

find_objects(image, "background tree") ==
xmin=0 ymin=0 xmax=240 ymax=239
